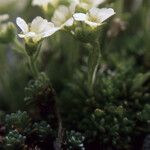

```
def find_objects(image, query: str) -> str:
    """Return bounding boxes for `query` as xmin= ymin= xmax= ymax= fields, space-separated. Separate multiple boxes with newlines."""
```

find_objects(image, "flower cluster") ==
xmin=51 ymin=0 xmax=115 ymax=29
xmin=15 ymin=0 xmax=115 ymax=45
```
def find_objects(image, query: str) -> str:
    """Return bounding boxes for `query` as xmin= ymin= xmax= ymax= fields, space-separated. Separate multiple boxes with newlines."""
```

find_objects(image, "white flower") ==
xmin=32 ymin=0 xmax=58 ymax=10
xmin=16 ymin=16 xmax=60 ymax=43
xmin=73 ymin=7 xmax=115 ymax=27
xmin=51 ymin=2 xmax=77 ymax=27
xmin=51 ymin=5 xmax=73 ymax=27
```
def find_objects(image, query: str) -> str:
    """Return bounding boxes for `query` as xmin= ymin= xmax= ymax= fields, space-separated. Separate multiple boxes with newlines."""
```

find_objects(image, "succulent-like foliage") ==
xmin=24 ymin=73 xmax=58 ymax=126
xmin=5 ymin=111 xmax=31 ymax=131
xmin=64 ymin=130 xmax=85 ymax=150
xmin=4 ymin=130 xmax=26 ymax=150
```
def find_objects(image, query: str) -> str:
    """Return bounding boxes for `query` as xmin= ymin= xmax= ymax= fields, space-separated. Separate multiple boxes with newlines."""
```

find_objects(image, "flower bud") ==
xmin=0 ymin=22 xmax=16 ymax=44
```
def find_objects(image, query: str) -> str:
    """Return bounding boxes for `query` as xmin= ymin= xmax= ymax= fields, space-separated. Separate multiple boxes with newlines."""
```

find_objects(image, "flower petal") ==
xmin=31 ymin=16 xmax=55 ymax=34
xmin=64 ymin=18 xmax=74 ymax=27
xmin=52 ymin=5 xmax=72 ymax=27
xmin=92 ymin=8 xmax=115 ymax=23
xmin=16 ymin=17 xmax=29 ymax=33
xmin=24 ymin=32 xmax=36 ymax=38
xmin=31 ymin=16 xmax=47 ymax=32
xmin=42 ymin=27 xmax=60 ymax=38
xmin=18 ymin=32 xmax=36 ymax=38
xmin=18 ymin=34 xmax=26 ymax=38
xmin=73 ymin=13 xmax=87 ymax=21
xmin=85 ymin=20 xmax=100 ymax=27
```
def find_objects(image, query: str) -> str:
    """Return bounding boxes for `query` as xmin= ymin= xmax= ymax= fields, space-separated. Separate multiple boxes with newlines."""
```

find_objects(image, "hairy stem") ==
xmin=88 ymin=40 xmax=101 ymax=94
xmin=29 ymin=56 xmax=38 ymax=77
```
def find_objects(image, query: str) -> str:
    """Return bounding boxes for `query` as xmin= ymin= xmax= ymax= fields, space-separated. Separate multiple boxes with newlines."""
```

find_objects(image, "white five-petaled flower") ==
xmin=51 ymin=0 xmax=78 ymax=28
xmin=32 ymin=0 xmax=58 ymax=10
xmin=73 ymin=7 xmax=115 ymax=27
xmin=16 ymin=16 xmax=60 ymax=43
xmin=51 ymin=5 xmax=75 ymax=27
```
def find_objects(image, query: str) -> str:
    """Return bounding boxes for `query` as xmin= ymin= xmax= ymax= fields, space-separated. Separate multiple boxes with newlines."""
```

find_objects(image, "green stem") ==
xmin=29 ymin=56 xmax=39 ymax=77
xmin=28 ymin=43 xmax=42 ymax=77
xmin=88 ymin=40 xmax=101 ymax=94
xmin=13 ymin=38 xmax=41 ymax=78
xmin=33 ymin=43 xmax=42 ymax=62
